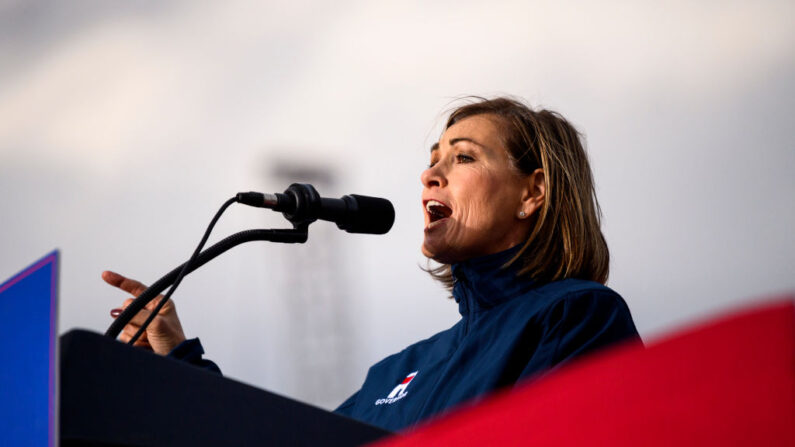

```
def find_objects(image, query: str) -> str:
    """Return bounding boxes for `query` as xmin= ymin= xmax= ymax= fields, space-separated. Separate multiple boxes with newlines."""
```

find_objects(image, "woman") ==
xmin=104 ymin=97 xmax=639 ymax=432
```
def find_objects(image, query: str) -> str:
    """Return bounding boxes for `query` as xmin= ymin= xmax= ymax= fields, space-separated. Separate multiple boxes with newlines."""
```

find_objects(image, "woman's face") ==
xmin=421 ymin=114 xmax=533 ymax=264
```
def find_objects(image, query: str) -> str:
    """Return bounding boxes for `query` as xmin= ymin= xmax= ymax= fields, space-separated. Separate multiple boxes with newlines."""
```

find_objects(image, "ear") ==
xmin=517 ymin=168 xmax=545 ymax=219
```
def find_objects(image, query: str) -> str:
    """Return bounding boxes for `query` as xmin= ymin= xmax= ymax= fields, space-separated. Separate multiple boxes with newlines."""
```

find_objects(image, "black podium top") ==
xmin=60 ymin=330 xmax=391 ymax=446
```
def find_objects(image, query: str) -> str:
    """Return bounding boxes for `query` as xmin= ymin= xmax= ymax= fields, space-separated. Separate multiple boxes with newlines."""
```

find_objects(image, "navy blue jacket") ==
xmin=170 ymin=247 xmax=639 ymax=432
xmin=332 ymin=247 xmax=639 ymax=431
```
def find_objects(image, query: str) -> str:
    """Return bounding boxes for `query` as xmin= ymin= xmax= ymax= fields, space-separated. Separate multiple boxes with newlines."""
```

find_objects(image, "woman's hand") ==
xmin=102 ymin=270 xmax=187 ymax=355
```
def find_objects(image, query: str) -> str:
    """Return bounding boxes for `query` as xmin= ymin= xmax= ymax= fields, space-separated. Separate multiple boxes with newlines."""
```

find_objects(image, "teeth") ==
xmin=426 ymin=200 xmax=445 ymax=213
xmin=425 ymin=200 xmax=451 ymax=221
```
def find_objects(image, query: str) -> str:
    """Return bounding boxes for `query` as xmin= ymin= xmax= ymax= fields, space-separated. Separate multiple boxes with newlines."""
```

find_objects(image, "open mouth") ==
xmin=425 ymin=200 xmax=452 ymax=223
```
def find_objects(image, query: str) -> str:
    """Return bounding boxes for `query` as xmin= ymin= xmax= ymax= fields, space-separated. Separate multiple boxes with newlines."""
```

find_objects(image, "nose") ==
xmin=421 ymin=163 xmax=446 ymax=188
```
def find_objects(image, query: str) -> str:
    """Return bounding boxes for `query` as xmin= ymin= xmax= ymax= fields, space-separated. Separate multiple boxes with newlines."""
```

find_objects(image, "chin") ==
xmin=421 ymin=244 xmax=436 ymax=261
xmin=421 ymin=243 xmax=460 ymax=265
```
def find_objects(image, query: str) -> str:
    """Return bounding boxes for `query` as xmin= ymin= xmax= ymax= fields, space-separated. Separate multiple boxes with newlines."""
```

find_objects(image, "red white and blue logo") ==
xmin=375 ymin=371 xmax=418 ymax=405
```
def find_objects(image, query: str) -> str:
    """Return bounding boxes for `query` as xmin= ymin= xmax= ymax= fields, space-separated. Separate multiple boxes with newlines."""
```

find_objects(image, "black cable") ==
xmin=105 ymin=227 xmax=308 ymax=340
xmin=127 ymin=197 xmax=236 ymax=346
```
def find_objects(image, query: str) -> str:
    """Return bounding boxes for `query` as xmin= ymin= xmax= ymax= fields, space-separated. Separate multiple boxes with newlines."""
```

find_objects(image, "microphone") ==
xmin=236 ymin=183 xmax=395 ymax=234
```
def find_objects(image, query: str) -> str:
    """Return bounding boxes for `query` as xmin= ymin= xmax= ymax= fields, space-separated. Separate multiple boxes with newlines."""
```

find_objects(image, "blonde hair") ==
xmin=427 ymin=97 xmax=609 ymax=290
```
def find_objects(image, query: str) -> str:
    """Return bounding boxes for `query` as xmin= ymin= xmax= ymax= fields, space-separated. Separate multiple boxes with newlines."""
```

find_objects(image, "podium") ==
xmin=60 ymin=330 xmax=391 ymax=446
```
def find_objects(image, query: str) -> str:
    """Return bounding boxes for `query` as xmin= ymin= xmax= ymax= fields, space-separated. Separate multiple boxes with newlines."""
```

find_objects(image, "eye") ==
xmin=456 ymin=153 xmax=474 ymax=163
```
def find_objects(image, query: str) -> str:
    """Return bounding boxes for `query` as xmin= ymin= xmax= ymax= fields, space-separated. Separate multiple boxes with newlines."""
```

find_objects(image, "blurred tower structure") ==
xmin=269 ymin=161 xmax=356 ymax=410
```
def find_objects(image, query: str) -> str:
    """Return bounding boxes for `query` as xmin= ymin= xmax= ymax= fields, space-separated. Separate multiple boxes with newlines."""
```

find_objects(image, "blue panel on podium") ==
xmin=0 ymin=251 xmax=59 ymax=447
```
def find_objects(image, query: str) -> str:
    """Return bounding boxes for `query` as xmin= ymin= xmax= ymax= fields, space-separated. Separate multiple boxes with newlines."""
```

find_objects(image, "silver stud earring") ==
xmin=519 ymin=211 xmax=526 ymax=218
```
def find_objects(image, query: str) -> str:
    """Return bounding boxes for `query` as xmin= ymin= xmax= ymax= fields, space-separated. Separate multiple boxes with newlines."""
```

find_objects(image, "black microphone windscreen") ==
xmin=342 ymin=195 xmax=395 ymax=234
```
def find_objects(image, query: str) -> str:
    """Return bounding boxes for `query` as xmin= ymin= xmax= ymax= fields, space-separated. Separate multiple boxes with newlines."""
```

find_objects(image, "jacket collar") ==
xmin=451 ymin=244 xmax=536 ymax=315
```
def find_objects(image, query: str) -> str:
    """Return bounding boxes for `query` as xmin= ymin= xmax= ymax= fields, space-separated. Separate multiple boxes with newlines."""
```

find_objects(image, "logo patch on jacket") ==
xmin=375 ymin=371 xmax=418 ymax=405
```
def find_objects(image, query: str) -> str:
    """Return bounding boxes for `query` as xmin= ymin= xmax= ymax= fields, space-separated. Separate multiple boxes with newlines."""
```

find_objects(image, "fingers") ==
xmin=106 ymin=284 xmax=159 ymax=352
xmin=110 ymin=295 xmax=173 ymax=344
xmin=105 ymin=271 xmax=182 ymax=355
xmin=112 ymin=312 xmax=154 ymax=351
xmin=111 ymin=295 xmax=185 ymax=355
xmin=102 ymin=270 xmax=149 ymax=297
xmin=144 ymin=295 xmax=174 ymax=314
xmin=112 ymin=302 xmax=156 ymax=327
xmin=114 ymin=296 xmax=172 ymax=317
xmin=120 ymin=324 xmax=152 ymax=350
xmin=121 ymin=323 xmax=148 ymax=342
xmin=116 ymin=305 xmax=153 ymax=349
xmin=110 ymin=299 xmax=154 ymax=332
xmin=109 ymin=299 xmax=134 ymax=318
xmin=104 ymin=271 xmax=171 ymax=314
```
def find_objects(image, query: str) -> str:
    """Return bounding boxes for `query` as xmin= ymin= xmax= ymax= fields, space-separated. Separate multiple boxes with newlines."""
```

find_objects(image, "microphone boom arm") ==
xmin=105 ymin=226 xmax=308 ymax=340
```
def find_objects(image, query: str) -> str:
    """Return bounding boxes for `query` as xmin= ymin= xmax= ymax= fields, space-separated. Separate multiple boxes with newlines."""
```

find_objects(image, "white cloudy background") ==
xmin=1 ymin=0 xmax=793 ymax=409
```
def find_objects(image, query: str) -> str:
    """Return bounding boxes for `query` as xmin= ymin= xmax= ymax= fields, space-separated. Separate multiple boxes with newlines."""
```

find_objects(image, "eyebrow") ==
xmin=449 ymin=137 xmax=484 ymax=148
xmin=429 ymin=137 xmax=484 ymax=153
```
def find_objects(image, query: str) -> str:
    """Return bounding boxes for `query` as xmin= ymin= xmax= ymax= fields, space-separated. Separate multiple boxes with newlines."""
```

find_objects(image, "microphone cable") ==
xmin=126 ymin=197 xmax=237 ymax=346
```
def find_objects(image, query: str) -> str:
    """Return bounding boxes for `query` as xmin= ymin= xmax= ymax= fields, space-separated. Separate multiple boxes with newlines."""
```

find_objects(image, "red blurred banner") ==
xmin=373 ymin=298 xmax=794 ymax=446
